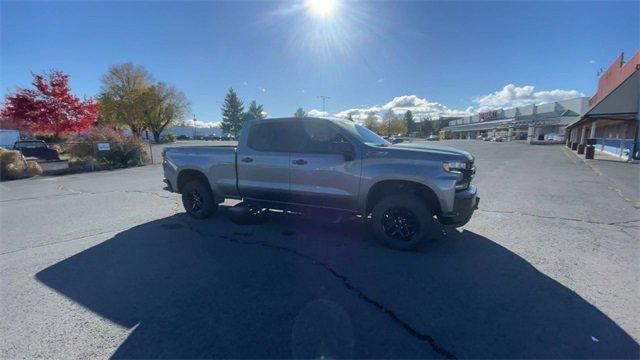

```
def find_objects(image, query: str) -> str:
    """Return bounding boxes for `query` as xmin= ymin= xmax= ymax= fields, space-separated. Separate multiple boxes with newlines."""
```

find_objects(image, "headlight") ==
xmin=442 ymin=161 xmax=467 ymax=173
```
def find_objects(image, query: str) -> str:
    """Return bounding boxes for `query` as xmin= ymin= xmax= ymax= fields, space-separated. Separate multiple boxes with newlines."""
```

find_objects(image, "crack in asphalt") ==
xmin=0 ymin=227 xmax=126 ymax=256
xmin=479 ymin=209 xmax=640 ymax=228
xmin=0 ymin=188 xmax=176 ymax=203
xmin=182 ymin=219 xmax=457 ymax=359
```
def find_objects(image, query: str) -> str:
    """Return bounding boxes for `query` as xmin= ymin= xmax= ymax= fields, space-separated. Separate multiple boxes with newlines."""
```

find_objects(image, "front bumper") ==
xmin=440 ymin=185 xmax=479 ymax=226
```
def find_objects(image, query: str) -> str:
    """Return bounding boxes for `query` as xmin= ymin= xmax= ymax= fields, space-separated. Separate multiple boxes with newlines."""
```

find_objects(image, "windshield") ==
xmin=335 ymin=120 xmax=391 ymax=147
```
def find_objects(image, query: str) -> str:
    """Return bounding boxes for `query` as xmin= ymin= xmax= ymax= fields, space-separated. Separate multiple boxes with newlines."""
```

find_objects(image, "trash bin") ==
xmin=585 ymin=145 xmax=595 ymax=159
xmin=571 ymin=142 xmax=578 ymax=150
xmin=577 ymin=144 xmax=585 ymax=154
xmin=585 ymin=138 xmax=596 ymax=159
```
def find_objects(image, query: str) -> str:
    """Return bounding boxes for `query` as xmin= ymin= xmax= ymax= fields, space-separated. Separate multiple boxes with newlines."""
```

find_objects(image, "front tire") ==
xmin=371 ymin=195 xmax=438 ymax=250
xmin=181 ymin=179 xmax=217 ymax=219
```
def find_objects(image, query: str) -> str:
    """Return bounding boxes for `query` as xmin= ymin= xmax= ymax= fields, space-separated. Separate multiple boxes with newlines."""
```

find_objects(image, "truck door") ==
xmin=288 ymin=119 xmax=362 ymax=210
xmin=236 ymin=121 xmax=293 ymax=202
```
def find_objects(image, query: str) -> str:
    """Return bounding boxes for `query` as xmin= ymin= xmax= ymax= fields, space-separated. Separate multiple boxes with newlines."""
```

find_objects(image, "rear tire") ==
xmin=371 ymin=195 xmax=438 ymax=250
xmin=181 ymin=179 xmax=217 ymax=219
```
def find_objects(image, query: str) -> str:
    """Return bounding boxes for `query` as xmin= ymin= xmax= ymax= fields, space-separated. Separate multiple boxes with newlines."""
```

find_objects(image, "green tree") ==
xmin=220 ymin=88 xmax=244 ymax=137
xmin=141 ymin=82 xmax=190 ymax=143
xmin=244 ymin=100 xmax=266 ymax=121
xmin=420 ymin=119 xmax=434 ymax=136
xmin=294 ymin=108 xmax=306 ymax=118
xmin=404 ymin=110 xmax=416 ymax=135
xmin=98 ymin=62 xmax=154 ymax=137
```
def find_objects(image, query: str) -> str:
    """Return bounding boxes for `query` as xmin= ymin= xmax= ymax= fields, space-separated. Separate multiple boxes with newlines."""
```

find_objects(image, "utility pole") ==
xmin=193 ymin=114 xmax=197 ymax=140
xmin=318 ymin=95 xmax=330 ymax=112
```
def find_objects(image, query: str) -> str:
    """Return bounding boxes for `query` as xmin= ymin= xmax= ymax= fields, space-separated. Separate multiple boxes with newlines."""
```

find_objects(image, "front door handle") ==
xmin=292 ymin=159 xmax=307 ymax=165
xmin=241 ymin=157 xmax=253 ymax=163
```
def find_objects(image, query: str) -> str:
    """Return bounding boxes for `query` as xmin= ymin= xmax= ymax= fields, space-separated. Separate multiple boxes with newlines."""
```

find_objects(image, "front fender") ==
xmin=359 ymin=159 xmax=458 ymax=214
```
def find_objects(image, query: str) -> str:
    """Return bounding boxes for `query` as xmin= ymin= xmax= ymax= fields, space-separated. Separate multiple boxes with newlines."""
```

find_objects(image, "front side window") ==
xmin=335 ymin=121 xmax=391 ymax=147
xmin=292 ymin=121 xmax=352 ymax=154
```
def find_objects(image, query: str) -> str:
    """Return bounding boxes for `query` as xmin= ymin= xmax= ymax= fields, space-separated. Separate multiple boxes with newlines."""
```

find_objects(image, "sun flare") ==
xmin=307 ymin=0 xmax=337 ymax=18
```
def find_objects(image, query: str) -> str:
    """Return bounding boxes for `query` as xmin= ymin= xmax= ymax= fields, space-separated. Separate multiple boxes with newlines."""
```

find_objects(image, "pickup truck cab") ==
xmin=163 ymin=117 xmax=478 ymax=250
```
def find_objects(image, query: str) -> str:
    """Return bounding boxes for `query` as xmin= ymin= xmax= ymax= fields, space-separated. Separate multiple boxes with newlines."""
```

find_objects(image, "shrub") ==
xmin=26 ymin=160 xmax=43 ymax=176
xmin=177 ymin=135 xmax=190 ymax=140
xmin=0 ymin=148 xmax=40 ymax=180
xmin=160 ymin=133 xmax=177 ymax=143
xmin=66 ymin=126 xmax=149 ymax=170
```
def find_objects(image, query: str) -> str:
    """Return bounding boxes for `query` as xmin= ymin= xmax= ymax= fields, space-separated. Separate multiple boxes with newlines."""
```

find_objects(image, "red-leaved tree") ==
xmin=1 ymin=70 xmax=99 ymax=139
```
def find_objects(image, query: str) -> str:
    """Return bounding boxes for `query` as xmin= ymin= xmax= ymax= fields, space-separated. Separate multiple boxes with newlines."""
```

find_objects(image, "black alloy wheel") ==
xmin=371 ymin=194 xmax=437 ymax=250
xmin=181 ymin=179 xmax=217 ymax=219
xmin=381 ymin=207 xmax=421 ymax=241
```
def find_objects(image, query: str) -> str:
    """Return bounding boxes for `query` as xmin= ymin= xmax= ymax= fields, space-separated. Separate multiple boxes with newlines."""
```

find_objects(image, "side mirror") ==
xmin=332 ymin=142 xmax=355 ymax=161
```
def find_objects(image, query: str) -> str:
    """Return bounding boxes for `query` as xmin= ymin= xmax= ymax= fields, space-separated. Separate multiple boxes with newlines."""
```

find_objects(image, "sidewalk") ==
xmin=566 ymin=147 xmax=640 ymax=208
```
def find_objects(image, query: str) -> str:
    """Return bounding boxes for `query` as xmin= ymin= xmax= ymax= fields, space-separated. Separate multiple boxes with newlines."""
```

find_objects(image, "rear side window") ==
xmin=247 ymin=122 xmax=293 ymax=152
xmin=14 ymin=141 xmax=46 ymax=149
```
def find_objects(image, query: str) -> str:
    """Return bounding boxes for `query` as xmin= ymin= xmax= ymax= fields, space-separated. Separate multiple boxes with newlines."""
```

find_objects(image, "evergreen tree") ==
xmin=220 ymin=88 xmax=244 ymax=137
xmin=244 ymin=100 xmax=265 ymax=121
xmin=294 ymin=108 xmax=306 ymax=118
xmin=404 ymin=110 xmax=416 ymax=134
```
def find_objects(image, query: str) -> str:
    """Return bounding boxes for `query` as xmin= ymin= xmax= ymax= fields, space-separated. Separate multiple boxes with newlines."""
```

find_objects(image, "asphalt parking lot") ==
xmin=1 ymin=141 xmax=638 ymax=358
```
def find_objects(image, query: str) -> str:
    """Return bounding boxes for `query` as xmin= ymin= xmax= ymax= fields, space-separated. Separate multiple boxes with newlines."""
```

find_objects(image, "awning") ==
xmin=567 ymin=69 xmax=639 ymax=129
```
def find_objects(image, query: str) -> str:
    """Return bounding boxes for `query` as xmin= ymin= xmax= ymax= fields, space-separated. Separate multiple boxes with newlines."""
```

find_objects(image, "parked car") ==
xmin=426 ymin=135 xmax=439 ymax=141
xmin=13 ymin=140 xmax=60 ymax=160
xmin=162 ymin=117 xmax=479 ymax=250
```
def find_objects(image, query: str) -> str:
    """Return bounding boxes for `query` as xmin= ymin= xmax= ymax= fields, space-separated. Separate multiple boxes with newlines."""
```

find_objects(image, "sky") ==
xmin=1 ymin=0 xmax=639 ymax=126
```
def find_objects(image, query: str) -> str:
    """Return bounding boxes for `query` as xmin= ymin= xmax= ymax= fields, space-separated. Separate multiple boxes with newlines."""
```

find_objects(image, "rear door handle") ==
xmin=292 ymin=159 xmax=307 ymax=165
xmin=241 ymin=157 xmax=253 ymax=163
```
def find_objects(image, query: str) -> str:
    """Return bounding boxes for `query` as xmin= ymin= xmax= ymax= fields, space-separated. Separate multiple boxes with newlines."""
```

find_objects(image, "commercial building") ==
xmin=566 ymin=51 xmax=639 ymax=160
xmin=441 ymin=97 xmax=589 ymax=142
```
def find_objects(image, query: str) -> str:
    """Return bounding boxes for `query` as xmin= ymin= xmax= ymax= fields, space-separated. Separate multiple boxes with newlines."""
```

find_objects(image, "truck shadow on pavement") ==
xmin=36 ymin=207 xmax=639 ymax=358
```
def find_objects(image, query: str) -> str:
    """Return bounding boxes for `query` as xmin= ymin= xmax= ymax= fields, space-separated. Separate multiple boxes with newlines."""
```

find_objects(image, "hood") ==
xmin=389 ymin=142 xmax=474 ymax=161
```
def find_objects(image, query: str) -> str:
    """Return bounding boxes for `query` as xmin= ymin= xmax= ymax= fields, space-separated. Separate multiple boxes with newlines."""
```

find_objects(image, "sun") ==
xmin=307 ymin=0 xmax=337 ymax=18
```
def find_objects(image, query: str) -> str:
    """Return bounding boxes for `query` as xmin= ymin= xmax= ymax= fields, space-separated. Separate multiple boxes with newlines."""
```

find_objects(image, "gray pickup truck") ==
xmin=163 ymin=117 xmax=478 ymax=250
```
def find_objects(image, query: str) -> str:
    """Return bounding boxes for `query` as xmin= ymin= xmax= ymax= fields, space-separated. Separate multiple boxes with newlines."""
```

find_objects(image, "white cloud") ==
xmin=177 ymin=119 xmax=220 ymax=128
xmin=335 ymin=106 xmax=382 ymax=121
xmin=473 ymin=84 xmax=584 ymax=110
xmin=261 ymin=110 xmax=268 ymax=118
xmin=328 ymin=83 xmax=584 ymax=124
xmin=308 ymin=109 xmax=329 ymax=117
xmin=382 ymin=95 xmax=475 ymax=119
xmin=377 ymin=78 xmax=384 ymax=83
xmin=589 ymin=60 xmax=596 ymax=64
xmin=261 ymin=87 xmax=266 ymax=93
